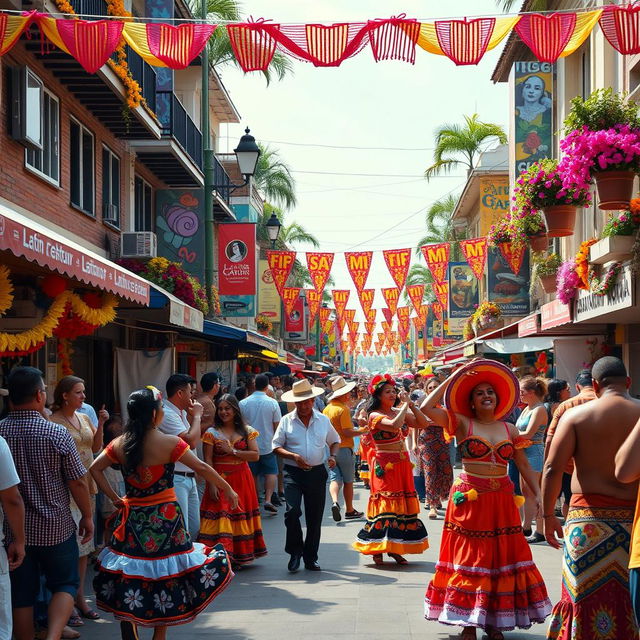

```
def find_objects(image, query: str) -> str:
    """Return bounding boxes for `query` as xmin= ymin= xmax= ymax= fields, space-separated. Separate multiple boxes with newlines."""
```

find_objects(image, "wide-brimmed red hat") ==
xmin=444 ymin=359 xmax=519 ymax=421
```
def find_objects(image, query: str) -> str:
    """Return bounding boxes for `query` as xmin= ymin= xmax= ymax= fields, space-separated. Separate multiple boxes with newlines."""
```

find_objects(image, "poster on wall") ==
xmin=448 ymin=262 xmax=479 ymax=335
xmin=514 ymin=61 xmax=554 ymax=176
xmin=487 ymin=247 xmax=530 ymax=316
xmin=257 ymin=259 xmax=281 ymax=322
xmin=478 ymin=176 xmax=509 ymax=237
xmin=284 ymin=295 xmax=307 ymax=341
xmin=218 ymin=223 xmax=256 ymax=317
xmin=155 ymin=189 xmax=205 ymax=282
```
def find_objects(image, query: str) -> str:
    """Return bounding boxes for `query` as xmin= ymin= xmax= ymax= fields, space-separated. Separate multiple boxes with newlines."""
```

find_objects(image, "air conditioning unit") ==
xmin=102 ymin=203 xmax=119 ymax=225
xmin=120 ymin=231 xmax=157 ymax=258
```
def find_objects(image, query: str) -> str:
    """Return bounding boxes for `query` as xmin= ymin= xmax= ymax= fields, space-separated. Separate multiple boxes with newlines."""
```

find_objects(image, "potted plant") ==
xmin=560 ymin=89 xmax=640 ymax=210
xmin=590 ymin=200 xmax=640 ymax=264
xmin=513 ymin=158 xmax=591 ymax=237
xmin=555 ymin=259 xmax=581 ymax=305
xmin=531 ymin=252 xmax=561 ymax=295
xmin=256 ymin=314 xmax=273 ymax=335
xmin=471 ymin=301 xmax=503 ymax=337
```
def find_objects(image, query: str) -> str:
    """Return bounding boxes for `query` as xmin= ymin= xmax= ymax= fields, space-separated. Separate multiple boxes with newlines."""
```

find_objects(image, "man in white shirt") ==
xmin=158 ymin=374 xmax=203 ymax=537
xmin=0 ymin=435 xmax=25 ymax=640
xmin=273 ymin=379 xmax=340 ymax=573
xmin=240 ymin=374 xmax=282 ymax=513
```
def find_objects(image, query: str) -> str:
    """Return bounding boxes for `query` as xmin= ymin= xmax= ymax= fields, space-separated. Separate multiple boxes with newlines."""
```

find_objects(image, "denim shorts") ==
xmin=249 ymin=451 xmax=279 ymax=476
xmin=328 ymin=448 xmax=355 ymax=484
xmin=524 ymin=443 xmax=544 ymax=473
xmin=10 ymin=534 xmax=79 ymax=608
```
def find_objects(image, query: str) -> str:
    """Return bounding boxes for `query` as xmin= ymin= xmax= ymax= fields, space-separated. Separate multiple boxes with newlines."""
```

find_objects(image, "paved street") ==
xmin=85 ymin=480 xmax=562 ymax=640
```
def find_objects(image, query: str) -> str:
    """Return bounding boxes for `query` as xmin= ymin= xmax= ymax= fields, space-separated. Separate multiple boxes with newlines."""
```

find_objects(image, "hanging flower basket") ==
xmin=539 ymin=274 xmax=557 ymax=294
xmin=529 ymin=233 xmax=549 ymax=252
xmin=594 ymin=170 xmax=637 ymax=210
xmin=542 ymin=205 xmax=577 ymax=237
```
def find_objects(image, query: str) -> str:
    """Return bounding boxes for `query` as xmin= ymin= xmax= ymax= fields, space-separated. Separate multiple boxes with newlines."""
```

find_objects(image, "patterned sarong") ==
xmin=547 ymin=493 xmax=638 ymax=640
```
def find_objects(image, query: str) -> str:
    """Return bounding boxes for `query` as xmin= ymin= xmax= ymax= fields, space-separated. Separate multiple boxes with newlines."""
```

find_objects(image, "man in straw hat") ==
xmin=324 ymin=376 xmax=365 ymax=522
xmin=272 ymin=379 xmax=341 ymax=572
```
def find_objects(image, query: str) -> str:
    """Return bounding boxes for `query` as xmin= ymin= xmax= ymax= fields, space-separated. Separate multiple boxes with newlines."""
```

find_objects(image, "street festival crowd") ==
xmin=3 ymin=359 xmax=640 ymax=639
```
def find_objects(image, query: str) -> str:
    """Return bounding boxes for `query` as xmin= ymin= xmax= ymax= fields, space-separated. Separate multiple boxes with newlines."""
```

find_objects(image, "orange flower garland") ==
xmin=575 ymin=238 xmax=597 ymax=289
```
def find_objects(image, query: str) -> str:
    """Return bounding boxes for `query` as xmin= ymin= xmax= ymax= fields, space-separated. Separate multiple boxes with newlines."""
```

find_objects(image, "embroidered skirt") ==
xmin=424 ymin=472 xmax=551 ymax=631
xmin=547 ymin=494 xmax=638 ymax=640
xmin=198 ymin=460 xmax=267 ymax=565
xmin=353 ymin=450 xmax=429 ymax=555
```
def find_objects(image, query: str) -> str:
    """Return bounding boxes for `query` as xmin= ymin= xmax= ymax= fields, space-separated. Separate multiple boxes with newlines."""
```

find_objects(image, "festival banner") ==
xmin=421 ymin=242 xmax=450 ymax=283
xmin=362 ymin=334 xmax=372 ymax=352
xmin=257 ymin=259 xmax=281 ymax=322
xmin=382 ymin=287 xmax=400 ymax=316
xmin=319 ymin=307 xmax=331 ymax=332
xmin=406 ymin=284 xmax=425 ymax=314
xmin=332 ymin=289 xmax=350 ymax=322
xmin=478 ymin=176 xmax=509 ymax=236
xmin=498 ymin=241 xmax=526 ymax=275
xmin=305 ymin=288 xmax=322 ymax=327
xmin=218 ymin=223 xmax=256 ymax=295
xmin=460 ymin=237 xmax=489 ymax=280
xmin=345 ymin=251 xmax=373 ymax=292
xmin=488 ymin=247 xmax=530 ymax=316
xmin=432 ymin=301 xmax=444 ymax=321
xmin=306 ymin=252 xmax=334 ymax=294
xmin=365 ymin=320 xmax=376 ymax=335
xmin=344 ymin=308 xmax=356 ymax=330
xmin=284 ymin=294 xmax=306 ymax=339
xmin=358 ymin=288 xmax=375 ymax=317
xmin=418 ymin=304 xmax=429 ymax=325
xmin=266 ymin=250 xmax=295 ymax=295
xmin=433 ymin=281 xmax=448 ymax=308
xmin=282 ymin=287 xmax=301 ymax=317
xmin=397 ymin=306 xmax=410 ymax=342
xmin=381 ymin=307 xmax=393 ymax=324
xmin=381 ymin=321 xmax=392 ymax=341
xmin=377 ymin=332 xmax=386 ymax=347
xmin=383 ymin=248 xmax=412 ymax=290
xmin=412 ymin=315 xmax=424 ymax=331
xmin=365 ymin=308 xmax=377 ymax=323
xmin=449 ymin=262 xmax=479 ymax=335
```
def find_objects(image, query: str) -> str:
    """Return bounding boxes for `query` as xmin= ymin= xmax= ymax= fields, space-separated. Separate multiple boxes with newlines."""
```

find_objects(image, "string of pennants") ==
xmin=1 ymin=5 xmax=640 ymax=74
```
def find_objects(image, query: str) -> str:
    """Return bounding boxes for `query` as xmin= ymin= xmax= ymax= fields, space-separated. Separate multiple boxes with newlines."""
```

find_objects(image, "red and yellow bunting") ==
xmin=365 ymin=308 xmax=377 ymax=324
xmin=267 ymin=250 xmax=296 ymax=295
xmin=459 ymin=237 xmax=488 ymax=280
xmin=345 ymin=251 xmax=372 ymax=293
xmin=306 ymin=252 xmax=334 ymax=294
xmin=383 ymin=248 xmax=412 ymax=291
xmin=319 ymin=307 xmax=332 ymax=333
xmin=0 ymin=12 xmax=35 ymax=56
xmin=433 ymin=281 xmax=448 ymax=308
xmin=358 ymin=288 xmax=375 ymax=317
xmin=282 ymin=287 xmax=300 ymax=317
xmin=397 ymin=306 xmax=410 ymax=341
xmin=381 ymin=307 xmax=394 ymax=324
xmin=406 ymin=284 xmax=424 ymax=314
xmin=365 ymin=320 xmax=376 ymax=335
xmin=382 ymin=287 xmax=400 ymax=317
xmin=332 ymin=288 xmax=350 ymax=323
xmin=421 ymin=243 xmax=450 ymax=284
xmin=432 ymin=302 xmax=444 ymax=321
xmin=498 ymin=241 xmax=526 ymax=275
xmin=305 ymin=288 xmax=322 ymax=327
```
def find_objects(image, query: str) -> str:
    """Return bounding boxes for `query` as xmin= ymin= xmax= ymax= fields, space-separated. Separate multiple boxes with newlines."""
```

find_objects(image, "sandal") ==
xmin=67 ymin=613 xmax=84 ymax=627
xmin=372 ymin=554 xmax=384 ymax=566
xmin=79 ymin=608 xmax=100 ymax=620
xmin=429 ymin=507 xmax=439 ymax=520
xmin=460 ymin=628 xmax=477 ymax=640
xmin=388 ymin=553 xmax=408 ymax=565
xmin=486 ymin=628 xmax=504 ymax=640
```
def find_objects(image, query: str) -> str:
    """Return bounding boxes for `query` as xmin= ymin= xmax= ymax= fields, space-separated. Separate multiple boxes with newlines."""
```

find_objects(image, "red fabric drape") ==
xmin=599 ymin=3 xmax=640 ymax=55
xmin=227 ymin=20 xmax=280 ymax=72
xmin=147 ymin=23 xmax=216 ymax=69
xmin=367 ymin=15 xmax=421 ymax=63
xmin=434 ymin=17 xmax=496 ymax=65
xmin=515 ymin=12 xmax=576 ymax=63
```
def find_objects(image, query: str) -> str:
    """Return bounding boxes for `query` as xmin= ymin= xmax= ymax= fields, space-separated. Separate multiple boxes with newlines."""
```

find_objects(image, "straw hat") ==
xmin=444 ymin=359 xmax=519 ymax=421
xmin=280 ymin=379 xmax=325 ymax=403
xmin=326 ymin=376 xmax=357 ymax=402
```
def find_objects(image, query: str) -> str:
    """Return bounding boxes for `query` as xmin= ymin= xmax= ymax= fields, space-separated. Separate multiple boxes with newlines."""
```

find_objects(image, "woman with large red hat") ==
xmin=421 ymin=359 xmax=551 ymax=640
xmin=352 ymin=373 xmax=429 ymax=565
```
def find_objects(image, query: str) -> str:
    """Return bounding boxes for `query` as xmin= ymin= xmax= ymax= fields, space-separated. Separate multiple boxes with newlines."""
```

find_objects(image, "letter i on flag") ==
xmin=305 ymin=289 xmax=322 ymax=328
xmin=406 ymin=284 xmax=424 ymax=314
xmin=382 ymin=248 xmax=411 ymax=290
xmin=282 ymin=287 xmax=300 ymax=317
xmin=267 ymin=250 xmax=296 ymax=295
xmin=345 ymin=251 xmax=372 ymax=292
xmin=421 ymin=242 xmax=450 ymax=283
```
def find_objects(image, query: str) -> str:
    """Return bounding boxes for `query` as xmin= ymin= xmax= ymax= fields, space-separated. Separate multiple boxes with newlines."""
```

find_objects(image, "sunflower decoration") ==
xmin=575 ymin=238 xmax=598 ymax=289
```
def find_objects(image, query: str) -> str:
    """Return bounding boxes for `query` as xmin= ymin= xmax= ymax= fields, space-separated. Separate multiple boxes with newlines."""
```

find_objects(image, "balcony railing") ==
xmin=213 ymin=155 xmax=232 ymax=204
xmin=156 ymin=91 xmax=203 ymax=170
xmin=126 ymin=48 xmax=157 ymax=114
xmin=70 ymin=0 xmax=107 ymax=17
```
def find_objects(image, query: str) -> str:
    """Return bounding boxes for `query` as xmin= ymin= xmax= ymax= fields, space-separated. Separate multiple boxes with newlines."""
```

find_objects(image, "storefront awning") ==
xmin=149 ymin=286 xmax=203 ymax=332
xmin=0 ymin=201 xmax=150 ymax=304
xmin=202 ymin=319 xmax=245 ymax=341
xmin=245 ymin=329 xmax=278 ymax=350
xmin=479 ymin=336 xmax=558 ymax=354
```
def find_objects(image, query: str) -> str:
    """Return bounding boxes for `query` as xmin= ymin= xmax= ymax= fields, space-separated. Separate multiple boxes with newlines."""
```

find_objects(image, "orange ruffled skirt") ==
xmin=353 ymin=450 xmax=429 ymax=555
xmin=424 ymin=472 xmax=551 ymax=631
xmin=198 ymin=460 xmax=267 ymax=565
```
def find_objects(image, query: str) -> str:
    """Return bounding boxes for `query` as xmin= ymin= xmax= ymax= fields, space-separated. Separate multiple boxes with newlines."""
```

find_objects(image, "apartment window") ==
xmin=70 ymin=119 xmax=95 ymax=215
xmin=25 ymin=89 xmax=59 ymax=184
xmin=101 ymin=146 xmax=120 ymax=227
xmin=134 ymin=176 xmax=153 ymax=231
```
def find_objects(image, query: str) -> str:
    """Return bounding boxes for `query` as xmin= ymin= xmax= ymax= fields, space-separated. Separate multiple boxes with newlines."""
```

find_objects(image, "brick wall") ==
xmin=1 ymin=42 xmax=168 ymax=256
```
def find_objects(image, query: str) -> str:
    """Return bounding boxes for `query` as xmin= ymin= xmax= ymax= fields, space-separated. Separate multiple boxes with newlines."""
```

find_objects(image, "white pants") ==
xmin=0 ymin=546 xmax=11 ymax=640
xmin=173 ymin=474 xmax=200 ymax=539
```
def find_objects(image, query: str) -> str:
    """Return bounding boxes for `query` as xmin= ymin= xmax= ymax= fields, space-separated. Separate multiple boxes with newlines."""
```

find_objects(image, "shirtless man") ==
xmin=542 ymin=356 xmax=640 ymax=638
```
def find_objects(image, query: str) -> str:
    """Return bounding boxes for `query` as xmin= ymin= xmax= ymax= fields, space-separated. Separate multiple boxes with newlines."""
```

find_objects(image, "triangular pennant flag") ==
xmin=345 ymin=251 xmax=373 ymax=292
xmin=406 ymin=284 xmax=425 ymax=314
xmin=432 ymin=302 xmax=443 ymax=321
xmin=306 ymin=252 xmax=334 ymax=294
xmin=365 ymin=321 xmax=376 ymax=335
xmin=320 ymin=307 xmax=332 ymax=333
xmin=332 ymin=289 xmax=350 ymax=322
xmin=267 ymin=250 xmax=296 ymax=295
xmin=421 ymin=243 xmax=450 ymax=283
xmin=381 ymin=307 xmax=393 ymax=324
xmin=382 ymin=287 xmax=400 ymax=316
xmin=382 ymin=248 xmax=412 ymax=290
xmin=305 ymin=289 xmax=322 ymax=328
xmin=366 ymin=308 xmax=377 ymax=323
xmin=459 ymin=237 xmax=488 ymax=280
xmin=282 ymin=287 xmax=300 ymax=317
xmin=433 ymin=281 xmax=448 ymax=308
xmin=498 ymin=242 xmax=526 ymax=275
xmin=418 ymin=304 xmax=429 ymax=325
xmin=358 ymin=288 xmax=375 ymax=317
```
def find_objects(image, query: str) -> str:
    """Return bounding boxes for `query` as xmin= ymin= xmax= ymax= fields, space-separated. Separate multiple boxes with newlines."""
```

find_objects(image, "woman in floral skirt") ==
xmin=91 ymin=387 xmax=239 ymax=640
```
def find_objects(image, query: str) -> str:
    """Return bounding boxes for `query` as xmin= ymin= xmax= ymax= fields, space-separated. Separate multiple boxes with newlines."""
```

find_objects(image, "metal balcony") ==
xmin=70 ymin=0 xmax=107 ymax=17
xmin=156 ymin=91 xmax=203 ymax=170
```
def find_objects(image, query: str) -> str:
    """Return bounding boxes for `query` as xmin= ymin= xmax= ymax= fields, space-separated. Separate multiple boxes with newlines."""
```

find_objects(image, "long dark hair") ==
xmin=546 ymin=379 xmax=568 ymax=404
xmin=215 ymin=393 xmax=249 ymax=438
xmin=123 ymin=388 xmax=161 ymax=471
xmin=365 ymin=382 xmax=397 ymax=415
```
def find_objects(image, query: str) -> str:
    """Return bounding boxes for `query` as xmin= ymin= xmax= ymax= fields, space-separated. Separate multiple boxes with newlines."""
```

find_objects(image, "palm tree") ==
xmin=424 ymin=114 xmax=507 ymax=180
xmin=254 ymin=145 xmax=297 ymax=210
xmin=192 ymin=0 xmax=294 ymax=84
xmin=415 ymin=194 xmax=466 ymax=261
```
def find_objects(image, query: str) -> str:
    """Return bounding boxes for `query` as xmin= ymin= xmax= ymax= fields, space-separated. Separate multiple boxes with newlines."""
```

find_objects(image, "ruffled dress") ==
xmin=93 ymin=440 xmax=233 ymax=627
xmin=353 ymin=415 xmax=429 ymax=555
xmin=198 ymin=426 xmax=267 ymax=565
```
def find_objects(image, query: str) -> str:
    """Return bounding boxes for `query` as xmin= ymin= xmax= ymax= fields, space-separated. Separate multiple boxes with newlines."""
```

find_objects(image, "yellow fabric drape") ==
xmin=560 ymin=9 xmax=603 ymax=58
xmin=122 ymin=22 xmax=168 ymax=67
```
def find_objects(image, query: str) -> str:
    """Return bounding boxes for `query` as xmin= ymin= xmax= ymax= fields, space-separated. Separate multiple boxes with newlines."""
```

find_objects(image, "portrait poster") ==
xmin=284 ymin=294 xmax=307 ymax=341
xmin=258 ymin=259 xmax=281 ymax=323
xmin=487 ymin=247 xmax=531 ymax=316
xmin=448 ymin=262 xmax=479 ymax=335
xmin=514 ymin=61 xmax=554 ymax=176
xmin=218 ymin=223 xmax=255 ymax=295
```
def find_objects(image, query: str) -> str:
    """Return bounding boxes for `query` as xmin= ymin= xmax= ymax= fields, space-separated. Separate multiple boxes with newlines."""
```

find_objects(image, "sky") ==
xmin=217 ymin=0 xmax=511 ymax=323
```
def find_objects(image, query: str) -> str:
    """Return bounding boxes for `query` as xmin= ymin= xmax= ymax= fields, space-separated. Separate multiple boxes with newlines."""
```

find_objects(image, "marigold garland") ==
xmin=588 ymin=261 xmax=622 ymax=296
xmin=575 ymin=238 xmax=598 ymax=289
xmin=0 ymin=265 xmax=14 ymax=317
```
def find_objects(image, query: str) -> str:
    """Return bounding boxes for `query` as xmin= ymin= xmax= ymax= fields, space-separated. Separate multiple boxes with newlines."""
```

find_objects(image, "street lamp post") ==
xmin=265 ymin=211 xmax=282 ymax=248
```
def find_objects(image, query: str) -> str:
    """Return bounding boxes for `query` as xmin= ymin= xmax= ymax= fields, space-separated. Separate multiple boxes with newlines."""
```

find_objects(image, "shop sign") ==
xmin=284 ymin=294 xmax=307 ymax=342
xmin=574 ymin=264 xmax=634 ymax=322
xmin=479 ymin=176 xmax=509 ymax=237
xmin=517 ymin=314 xmax=538 ymax=337
xmin=218 ymin=223 xmax=256 ymax=295
xmin=169 ymin=299 xmax=203 ymax=332
xmin=257 ymin=259 xmax=281 ymax=322
xmin=540 ymin=299 xmax=571 ymax=331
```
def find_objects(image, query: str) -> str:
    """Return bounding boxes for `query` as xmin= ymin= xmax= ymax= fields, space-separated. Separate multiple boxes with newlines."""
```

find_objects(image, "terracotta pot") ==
xmin=529 ymin=233 xmax=549 ymax=252
xmin=594 ymin=170 xmax=636 ymax=210
xmin=542 ymin=205 xmax=577 ymax=237
xmin=539 ymin=274 xmax=557 ymax=294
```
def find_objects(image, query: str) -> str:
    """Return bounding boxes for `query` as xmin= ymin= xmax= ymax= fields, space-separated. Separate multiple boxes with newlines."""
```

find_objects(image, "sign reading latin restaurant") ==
xmin=574 ymin=264 xmax=635 ymax=322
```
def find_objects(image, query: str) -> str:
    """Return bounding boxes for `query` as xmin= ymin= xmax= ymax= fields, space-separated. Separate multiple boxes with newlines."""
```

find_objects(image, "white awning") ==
xmin=479 ymin=336 xmax=557 ymax=354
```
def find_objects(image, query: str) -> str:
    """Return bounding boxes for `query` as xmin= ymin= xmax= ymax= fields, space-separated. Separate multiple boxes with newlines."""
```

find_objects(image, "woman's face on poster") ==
xmin=522 ymin=76 xmax=544 ymax=104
